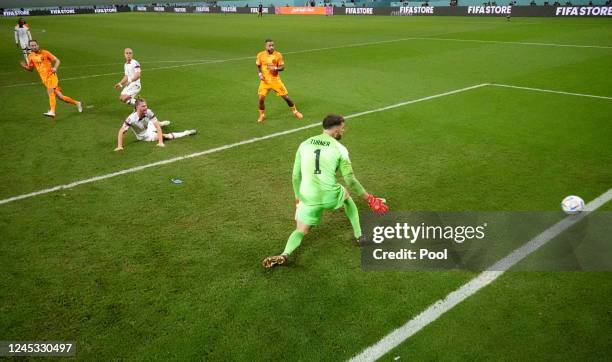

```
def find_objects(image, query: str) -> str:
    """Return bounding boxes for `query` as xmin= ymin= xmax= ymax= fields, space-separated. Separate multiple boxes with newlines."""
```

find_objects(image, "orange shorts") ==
xmin=258 ymin=79 xmax=288 ymax=97
xmin=42 ymin=73 xmax=59 ymax=90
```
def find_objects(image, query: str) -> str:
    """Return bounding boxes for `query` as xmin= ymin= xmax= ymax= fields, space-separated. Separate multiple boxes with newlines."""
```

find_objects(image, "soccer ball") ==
xmin=561 ymin=195 xmax=585 ymax=215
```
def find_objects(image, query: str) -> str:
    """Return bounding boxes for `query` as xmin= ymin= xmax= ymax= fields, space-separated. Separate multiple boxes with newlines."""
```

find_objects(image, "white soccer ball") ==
xmin=561 ymin=195 xmax=585 ymax=215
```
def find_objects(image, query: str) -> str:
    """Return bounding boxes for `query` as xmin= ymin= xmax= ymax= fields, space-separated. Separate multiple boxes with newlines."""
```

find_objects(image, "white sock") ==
xmin=171 ymin=130 xmax=193 ymax=139
xmin=126 ymin=98 xmax=136 ymax=106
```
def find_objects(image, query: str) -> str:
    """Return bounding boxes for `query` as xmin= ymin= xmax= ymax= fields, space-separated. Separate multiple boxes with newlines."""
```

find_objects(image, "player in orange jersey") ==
xmin=19 ymin=40 xmax=82 ymax=118
xmin=255 ymin=39 xmax=303 ymax=123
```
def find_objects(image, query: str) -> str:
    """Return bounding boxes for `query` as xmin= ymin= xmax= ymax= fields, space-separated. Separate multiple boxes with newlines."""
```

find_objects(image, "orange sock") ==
xmin=59 ymin=95 xmax=78 ymax=105
xmin=48 ymin=93 xmax=56 ymax=113
xmin=290 ymin=105 xmax=297 ymax=113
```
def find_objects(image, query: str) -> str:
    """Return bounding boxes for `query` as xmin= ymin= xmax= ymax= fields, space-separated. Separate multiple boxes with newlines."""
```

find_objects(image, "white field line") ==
xmin=66 ymin=59 xmax=220 ymax=66
xmin=0 ymin=59 xmax=218 ymax=75
xmin=411 ymin=37 xmax=612 ymax=50
xmin=4 ymin=35 xmax=611 ymax=88
xmin=0 ymin=59 xmax=227 ymax=88
xmin=491 ymin=83 xmax=612 ymax=100
xmin=349 ymin=188 xmax=612 ymax=362
xmin=57 ymin=59 xmax=220 ymax=69
xmin=0 ymin=83 xmax=488 ymax=206
xmin=0 ymin=38 xmax=415 ymax=89
xmin=0 ymin=83 xmax=608 ymax=206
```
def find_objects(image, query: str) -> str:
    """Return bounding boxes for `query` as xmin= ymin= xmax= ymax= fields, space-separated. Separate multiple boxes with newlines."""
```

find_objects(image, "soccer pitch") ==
xmin=1 ymin=13 xmax=611 ymax=360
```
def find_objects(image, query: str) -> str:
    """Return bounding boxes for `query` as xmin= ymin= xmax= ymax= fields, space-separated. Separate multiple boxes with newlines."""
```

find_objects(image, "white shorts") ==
xmin=121 ymin=82 xmax=141 ymax=98
xmin=18 ymin=39 xmax=29 ymax=50
xmin=136 ymin=122 xmax=159 ymax=142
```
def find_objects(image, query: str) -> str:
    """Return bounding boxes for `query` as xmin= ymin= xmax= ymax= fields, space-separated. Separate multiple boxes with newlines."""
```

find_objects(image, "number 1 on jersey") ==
xmin=314 ymin=149 xmax=321 ymax=174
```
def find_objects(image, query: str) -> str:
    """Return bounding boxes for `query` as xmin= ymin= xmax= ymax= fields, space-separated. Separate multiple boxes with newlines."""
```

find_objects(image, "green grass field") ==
xmin=0 ymin=13 xmax=611 ymax=360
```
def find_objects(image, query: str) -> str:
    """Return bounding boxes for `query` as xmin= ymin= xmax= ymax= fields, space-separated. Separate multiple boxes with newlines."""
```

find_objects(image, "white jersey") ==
xmin=124 ymin=59 xmax=141 ymax=87
xmin=124 ymin=108 xmax=157 ymax=140
xmin=14 ymin=25 xmax=32 ymax=46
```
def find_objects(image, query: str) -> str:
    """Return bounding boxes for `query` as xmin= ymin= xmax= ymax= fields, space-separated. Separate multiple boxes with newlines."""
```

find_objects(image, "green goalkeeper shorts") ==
xmin=296 ymin=189 xmax=346 ymax=226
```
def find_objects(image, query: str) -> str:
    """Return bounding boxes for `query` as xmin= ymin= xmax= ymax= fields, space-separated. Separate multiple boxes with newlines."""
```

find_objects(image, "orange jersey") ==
xmin=27 ymin=50 xmax=57 ymax=81
xmin=256 ymin=50 xmax=284 ymax=82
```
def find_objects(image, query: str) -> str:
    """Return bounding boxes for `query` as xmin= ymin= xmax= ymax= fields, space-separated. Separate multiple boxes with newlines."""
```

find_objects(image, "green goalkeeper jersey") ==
xmin=292 ymin=133 xmax=366 ymax=206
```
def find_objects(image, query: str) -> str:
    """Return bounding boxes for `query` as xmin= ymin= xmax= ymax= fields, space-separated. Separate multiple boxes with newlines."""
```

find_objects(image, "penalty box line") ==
xmin=0 ymin=83 xmax=489 ymax=206
xmin=0 ymin=82 xmax=609 ymax=206
xmin=490 ymin=83 xmax=612 ymax=100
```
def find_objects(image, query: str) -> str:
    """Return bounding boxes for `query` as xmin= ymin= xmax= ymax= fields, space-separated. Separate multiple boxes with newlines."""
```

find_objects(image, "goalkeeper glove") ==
xmin=365 ymin=193 xmax=389 ymax=215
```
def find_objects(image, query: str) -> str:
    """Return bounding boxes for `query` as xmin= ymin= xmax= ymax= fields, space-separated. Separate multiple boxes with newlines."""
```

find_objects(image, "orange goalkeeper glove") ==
xmin=365 ymin=193 xmax=389 ymax=215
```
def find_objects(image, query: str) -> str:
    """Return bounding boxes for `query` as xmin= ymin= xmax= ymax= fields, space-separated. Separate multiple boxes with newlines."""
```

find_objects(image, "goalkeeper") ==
xmin=262 ymin=114 xmax=388 ymax=268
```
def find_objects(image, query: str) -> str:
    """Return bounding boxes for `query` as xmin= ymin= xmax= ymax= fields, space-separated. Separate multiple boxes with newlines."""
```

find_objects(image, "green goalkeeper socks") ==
xmin=344 ymin=197 xmax=362 ymax=238
xmin=282 ymin=230 xmax=305 ymax=256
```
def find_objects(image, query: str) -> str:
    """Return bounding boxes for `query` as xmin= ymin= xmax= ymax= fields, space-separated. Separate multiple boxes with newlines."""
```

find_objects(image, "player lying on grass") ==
xmin=262 ymin=114 xmax=388 ymax=268
xmin=20 ymin=39 xmax=82 ymax=118
xmin=114 ymin=98 xmax=196 ymax=151
xmin=114 ymin=48 xmax=141 ymax=106
xmin=256 ymin=38 xmax=303 ymax=123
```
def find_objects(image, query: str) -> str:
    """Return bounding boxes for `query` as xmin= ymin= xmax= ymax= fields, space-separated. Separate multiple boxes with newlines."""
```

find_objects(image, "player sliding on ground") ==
xmin=114 ymin=48 xmax=141 ymax=106
xmin=114 ymin=98 xmax=196 ymax=151
xmin=19 ymin=40 xmax=82 ymax=118
xmin=262 ymin=115 xmax=388 ymax=268
xmin=256 ymin=38 xmax=303 ymax=123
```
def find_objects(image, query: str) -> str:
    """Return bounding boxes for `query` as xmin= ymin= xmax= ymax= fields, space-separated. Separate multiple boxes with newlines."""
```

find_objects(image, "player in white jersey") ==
xmin=114 ymin=48 xmax=141 ymax=106
xmin=14 ymin=18 xmax=32 ymax=62
xmin=114 ymin=98 xmax=197 ymax=151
